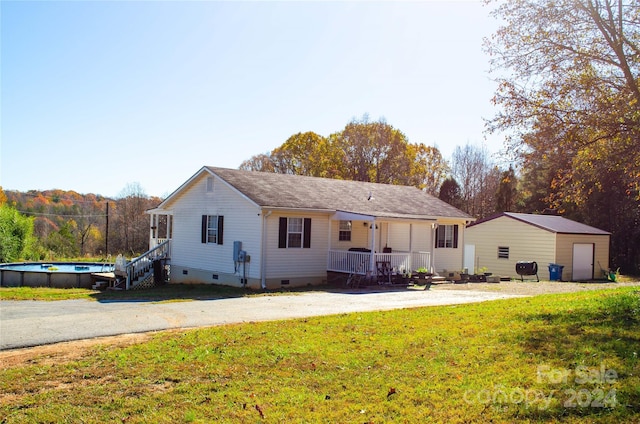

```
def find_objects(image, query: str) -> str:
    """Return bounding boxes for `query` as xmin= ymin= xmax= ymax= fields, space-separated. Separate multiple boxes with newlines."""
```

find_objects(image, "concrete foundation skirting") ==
xmin=168 ymin=265 xmax=327 ymax=290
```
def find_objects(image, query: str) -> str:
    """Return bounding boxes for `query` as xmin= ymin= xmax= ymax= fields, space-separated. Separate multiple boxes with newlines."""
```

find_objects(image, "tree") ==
xmin=240 ymin=117 xmax=450 ymax=196
xmin=0 ymin=205 xmax=37 ymax=262
xmin=495 ymin=165 xmax=519 ymax=212
xmin=45 ymin=221 xmax=78 ymax=258
xmin=114 ymin=183 xmax=152 ymax=255
xmin=407 ymin=144 xmax=450 ymax=195
xmin=239 ymin=153 xmax=276 ymax=172
xmin=270 ymin=132 xmax=342 ymax=178
xmin=485 ymin=0 xmax=640 ymax=272
xmin=450 ymin=143 xmax=498 ymax=219
xmin=334 ymin=116 xmax=414 ymax=185
xmin=438 ymin=178 xmax=464 ymax=210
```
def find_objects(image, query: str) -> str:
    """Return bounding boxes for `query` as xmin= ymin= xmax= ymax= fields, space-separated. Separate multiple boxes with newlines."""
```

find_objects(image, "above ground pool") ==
xmin=0 ymin=262 xmax=114 ymax=289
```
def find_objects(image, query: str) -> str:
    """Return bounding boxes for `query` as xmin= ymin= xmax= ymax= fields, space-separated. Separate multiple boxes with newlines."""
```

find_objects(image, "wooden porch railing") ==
xmin=327 ymin=250 xmax=431 ymax=275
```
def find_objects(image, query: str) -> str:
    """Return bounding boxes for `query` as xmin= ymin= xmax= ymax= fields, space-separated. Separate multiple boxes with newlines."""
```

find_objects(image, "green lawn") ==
xmin=1 ymin=287 xmax=639 ymax=423
xmin=0 ymin=283 xmax=306 ymax=302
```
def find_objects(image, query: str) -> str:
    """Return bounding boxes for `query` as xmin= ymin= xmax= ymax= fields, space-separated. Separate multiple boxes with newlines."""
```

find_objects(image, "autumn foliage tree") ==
xmin=485 ymin=0 xmax=640 ymax=273
xmin=3 ymin=186 xmax=161 ymax=260
xmin=240 ymin=116 xmax=450 ymax=193
xmin=271 ymin=131 xmax=342 ymax=178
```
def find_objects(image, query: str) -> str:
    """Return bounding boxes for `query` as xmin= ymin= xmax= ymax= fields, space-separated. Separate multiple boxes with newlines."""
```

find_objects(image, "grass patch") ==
xmin=0 ymin=287 xmax=100 ymax=301
xmin=1 ymin=288 xmax=639 ymax=422
xmin=0 ymin=283 xmax=321 ymax=302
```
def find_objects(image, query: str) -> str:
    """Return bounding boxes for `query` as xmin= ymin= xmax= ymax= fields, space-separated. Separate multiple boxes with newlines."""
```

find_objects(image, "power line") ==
xmin=16 ymin=210 xmax=107 ymax=218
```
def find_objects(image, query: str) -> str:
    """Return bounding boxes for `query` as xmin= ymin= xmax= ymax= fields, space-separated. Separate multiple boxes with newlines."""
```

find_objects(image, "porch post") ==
xmin=409 ymin=223 xmax=413 ymax=271
xmin=369 ymin=221 xmax=376 ymax=273
xmin=431 ymin=223 xmax=437 ymax=273
xmin=149 ymin=214 xmax=155 ymax=249
xmin=327 ymin=217 xmax=333 ymax=272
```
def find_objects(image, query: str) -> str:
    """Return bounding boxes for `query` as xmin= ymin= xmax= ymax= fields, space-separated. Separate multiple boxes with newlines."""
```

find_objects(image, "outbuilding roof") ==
xmin=156 ymin=166 xmax=474 ymax=221
xmin=469 ymin=212 xmax=610 ymax=235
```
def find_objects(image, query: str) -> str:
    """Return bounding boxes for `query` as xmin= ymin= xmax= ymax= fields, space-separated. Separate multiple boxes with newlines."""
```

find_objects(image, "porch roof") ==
xmin=332 ymin=210 xmax=438 ymax=222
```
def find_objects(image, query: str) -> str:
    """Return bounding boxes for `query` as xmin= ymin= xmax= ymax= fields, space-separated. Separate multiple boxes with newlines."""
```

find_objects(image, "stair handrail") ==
xmin=124 ymin=240 xmax=170 ymax=290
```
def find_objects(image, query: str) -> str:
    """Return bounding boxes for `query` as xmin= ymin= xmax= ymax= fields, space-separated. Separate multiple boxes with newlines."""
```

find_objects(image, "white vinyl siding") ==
xmin=556 ymin=234 xmax=609 ymax=281
xmin=329 ymin=221 xmax=371 ymax=250
xmin=387 ymin=223 xmax=411 ymax=251
xmin=466 ymin=216 xmax=610 ymax=280
xmin=465 ymin=216 xmax=556 ymax=278
xmin=169 ymin=174 xmax=262 ymax=278
xmin=266 ymin=212 xmax=329 ymax=279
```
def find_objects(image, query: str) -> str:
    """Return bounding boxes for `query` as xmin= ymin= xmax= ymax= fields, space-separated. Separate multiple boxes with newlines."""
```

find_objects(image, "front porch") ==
xmin=327 ymin=249 xmax=431 ymax=277
xmin=326 ymin=214 xmax=437 ymax=281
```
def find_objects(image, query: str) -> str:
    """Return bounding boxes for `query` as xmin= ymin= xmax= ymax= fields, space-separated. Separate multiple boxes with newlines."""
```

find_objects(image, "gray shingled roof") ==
xmin=485 ymin=212 xmax=610 ymax=235
xmin=207 ymin=167 xmax=472 ymax=221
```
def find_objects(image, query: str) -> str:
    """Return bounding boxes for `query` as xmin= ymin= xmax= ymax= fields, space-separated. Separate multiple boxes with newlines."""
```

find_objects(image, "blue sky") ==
xmin=1 ymin=0 xmax=501 ymax=199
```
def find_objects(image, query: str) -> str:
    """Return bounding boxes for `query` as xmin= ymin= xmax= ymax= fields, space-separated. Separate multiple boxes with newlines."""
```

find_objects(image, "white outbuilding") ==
xmin=464 ymin=212 xmax=611 ymax=281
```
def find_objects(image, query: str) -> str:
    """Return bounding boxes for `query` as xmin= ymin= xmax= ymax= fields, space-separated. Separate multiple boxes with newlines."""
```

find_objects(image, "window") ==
xmin=338 ymin=220 xmax=352 ymax=241
xmin=288 ymin=218 xmax=303 ymax=248
xmin=207 ymin=215 xmax=219 ymax=243
xmin=201 ymin=215 xmax=224 ymax=245
xmin=498 ymin=246 xmax=510 ymax=259
xmin=279 ymin=217 xmax=311 ymax=248
xmin=435 ymin=224 xmax=459 ymax=248
xmin=206 ymin=177 xmax=214 ymax=192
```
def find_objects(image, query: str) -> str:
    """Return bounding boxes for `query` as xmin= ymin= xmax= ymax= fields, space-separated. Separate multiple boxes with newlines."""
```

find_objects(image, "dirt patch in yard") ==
xmin=0 ymin=333 xmax=155 ymax=369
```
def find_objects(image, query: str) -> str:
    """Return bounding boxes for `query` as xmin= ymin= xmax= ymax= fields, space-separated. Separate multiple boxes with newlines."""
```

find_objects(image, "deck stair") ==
xmin=91 ymin=240 xmax=170 ymax=291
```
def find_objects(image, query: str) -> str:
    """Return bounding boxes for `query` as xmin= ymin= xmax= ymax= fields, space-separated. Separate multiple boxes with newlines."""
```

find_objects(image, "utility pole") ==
xmin=105 ymin=201 xmax=109 ymax=255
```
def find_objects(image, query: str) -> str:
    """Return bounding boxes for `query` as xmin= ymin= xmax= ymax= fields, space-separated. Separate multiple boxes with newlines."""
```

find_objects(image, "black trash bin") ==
xmin=153 ymin=259 xmax=166 ymax=284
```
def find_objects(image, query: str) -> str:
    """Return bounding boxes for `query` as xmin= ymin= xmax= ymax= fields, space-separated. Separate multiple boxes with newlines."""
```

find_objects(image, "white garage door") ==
xmin=573 ymin=243 xmax=594 ymax=281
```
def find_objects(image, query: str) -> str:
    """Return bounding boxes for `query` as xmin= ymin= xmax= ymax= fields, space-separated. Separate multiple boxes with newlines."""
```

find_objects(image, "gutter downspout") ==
xmin=260 ymin=210 xmax=272 ymax=290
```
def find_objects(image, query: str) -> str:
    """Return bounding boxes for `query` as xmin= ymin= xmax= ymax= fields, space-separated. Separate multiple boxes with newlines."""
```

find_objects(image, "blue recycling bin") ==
xmin=548 ymin=264 xmax=564 ymax=281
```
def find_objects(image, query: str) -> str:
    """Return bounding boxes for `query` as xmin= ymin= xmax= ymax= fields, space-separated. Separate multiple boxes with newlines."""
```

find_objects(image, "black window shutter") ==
xmin=217 ymin=216 xmax=224 ymax=245
xmin=434 ymin=225 xmax=440 ymax=248
xmin=453 ymin=225 xmax=459 ymax=248
xmin=201 ymin=215 xmax=207 ymax=244
xmin=278 ymin=217 xmax=287 ymax=248
xmin=303 ymin=218 xmax=311 ymax=248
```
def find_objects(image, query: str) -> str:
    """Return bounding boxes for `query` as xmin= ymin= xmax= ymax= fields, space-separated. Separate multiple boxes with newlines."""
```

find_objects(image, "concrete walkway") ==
xmin=0 ymin=289 xmax=522 ymax=350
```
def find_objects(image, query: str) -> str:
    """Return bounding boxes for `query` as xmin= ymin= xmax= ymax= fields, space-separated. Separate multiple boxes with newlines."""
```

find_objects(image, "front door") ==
xmin=464 ymin=244 xmax=475 ymax=274
xmin=572 ymin=243 xmax=594 ymax=280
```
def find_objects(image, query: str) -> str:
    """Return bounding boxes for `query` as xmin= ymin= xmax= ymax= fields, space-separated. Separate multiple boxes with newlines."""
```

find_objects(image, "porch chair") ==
xmin=376 ymin=261 xmax=392 ymax=285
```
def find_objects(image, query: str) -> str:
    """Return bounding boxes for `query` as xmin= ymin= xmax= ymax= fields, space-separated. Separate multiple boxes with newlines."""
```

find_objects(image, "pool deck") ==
xmin=90 ymin=272 xmax=119 ymax=289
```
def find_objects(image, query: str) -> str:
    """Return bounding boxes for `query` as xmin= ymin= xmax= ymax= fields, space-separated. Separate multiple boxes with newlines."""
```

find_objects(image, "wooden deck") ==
xmin=90 ymin=272 xmax=119 ymax=289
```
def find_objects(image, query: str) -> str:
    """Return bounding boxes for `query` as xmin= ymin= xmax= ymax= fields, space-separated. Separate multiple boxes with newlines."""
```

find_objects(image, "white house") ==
xmin=147 ymin=167 xmax=474 ymax=289
xmin=465 ymin=212 xmax=611 ymax=281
